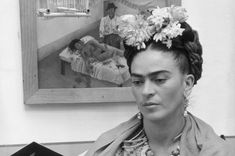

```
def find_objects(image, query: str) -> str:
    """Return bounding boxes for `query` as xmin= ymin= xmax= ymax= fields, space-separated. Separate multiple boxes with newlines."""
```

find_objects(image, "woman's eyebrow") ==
xmin=131 ymin=70 xmax=170 ymax=78
xmin=131 ymin=73 xmax=143 ymax=78
xmin=148 ymin=70 xmax=170 ymax=77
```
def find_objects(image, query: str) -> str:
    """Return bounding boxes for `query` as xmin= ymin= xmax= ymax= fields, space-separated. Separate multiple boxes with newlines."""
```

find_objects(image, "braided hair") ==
xmin=124 ymin=22 xmax=203 ymax=85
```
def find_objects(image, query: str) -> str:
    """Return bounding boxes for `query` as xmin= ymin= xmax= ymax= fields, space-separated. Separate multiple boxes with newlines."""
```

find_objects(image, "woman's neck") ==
xmin=143 ymin=113 xmax=185 ymax=148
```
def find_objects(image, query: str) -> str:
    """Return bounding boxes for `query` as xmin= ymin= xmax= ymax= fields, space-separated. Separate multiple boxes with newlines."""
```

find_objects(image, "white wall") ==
xmin=0 ymin=0 xmax=235 ymax=146
xmin=182 ymin=0 xmax=235 ymax=135
xmin=37 ymin=2 xmax=103 ymax=61
xmin=37 ymin=0 xmax=103 ymax=48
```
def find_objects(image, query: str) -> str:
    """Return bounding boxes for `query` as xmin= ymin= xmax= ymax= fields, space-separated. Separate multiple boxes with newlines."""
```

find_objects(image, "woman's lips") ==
xmin=142 ymin=102 xmax=160 ymax=107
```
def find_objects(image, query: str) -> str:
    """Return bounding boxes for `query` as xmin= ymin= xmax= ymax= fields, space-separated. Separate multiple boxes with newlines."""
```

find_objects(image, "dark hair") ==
xmin=106 ymin=3 xmax=117 ymax=11
xmin=68 ymin=39 xmax=81 ymax=51
xmin=124 ymin=22 xmax=203 ymax=85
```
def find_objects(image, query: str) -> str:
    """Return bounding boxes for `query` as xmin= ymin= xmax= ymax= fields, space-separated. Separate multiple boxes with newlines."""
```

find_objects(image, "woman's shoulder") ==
xmin=97 ymin=115 xmax=140 ymax=140
xmin=186 ymin=113 xmax=234 ymax=155
xmin=84 ymin=115 xmax=140 ymax=156
xmin=186 ymin=113 xmax=223 ymax=142
xmin=199 ymin=137 xmax=234 ymax=156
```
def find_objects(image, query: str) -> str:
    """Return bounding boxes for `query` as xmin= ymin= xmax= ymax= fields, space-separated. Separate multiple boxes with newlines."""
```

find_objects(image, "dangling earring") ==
xmin=183 ymin=92 xmax=189 ymax=117
xmin=137 ymin=112 xmax=143 ymax=120
xmin=184 ymin=106 xmax=188 ymax=117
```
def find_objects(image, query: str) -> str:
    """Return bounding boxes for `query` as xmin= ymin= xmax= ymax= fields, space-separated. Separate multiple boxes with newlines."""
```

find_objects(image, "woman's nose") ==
xmin=142 ymin=79 xmax=155 ymax=98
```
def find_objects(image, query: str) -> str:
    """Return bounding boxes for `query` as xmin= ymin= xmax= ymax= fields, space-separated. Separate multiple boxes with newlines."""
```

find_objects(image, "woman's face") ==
xmin=131 ymin=48 xmax=193 ymax=121
xmin=75 ymin=41 xmax=84 ymax=51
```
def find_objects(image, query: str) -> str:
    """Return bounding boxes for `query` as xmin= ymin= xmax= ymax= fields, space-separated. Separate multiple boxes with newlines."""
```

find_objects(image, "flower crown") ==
xmin=118 ymin=6 xmax=188 ymax=49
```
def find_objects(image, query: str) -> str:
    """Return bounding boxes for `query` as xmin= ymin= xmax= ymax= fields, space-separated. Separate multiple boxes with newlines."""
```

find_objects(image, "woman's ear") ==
xmin=184 ymin=74 xmax=194 ymax=96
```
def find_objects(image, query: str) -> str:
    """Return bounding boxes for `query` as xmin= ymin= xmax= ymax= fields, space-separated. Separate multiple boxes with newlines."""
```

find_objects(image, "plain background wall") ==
xmin=37 ymin=0 xmax=103 ymax=60
xmin=37 ymin=0 xmax=103 ymax=48
xmin=0 ymin=0 xmax=235 ymax=146
xmin=182 ymin=0 xmax=235 ymax=135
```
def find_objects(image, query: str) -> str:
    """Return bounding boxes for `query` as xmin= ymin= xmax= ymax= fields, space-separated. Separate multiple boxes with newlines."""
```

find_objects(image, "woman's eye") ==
xmin=132 ymin=80 xmax=144 ymax=86
xmin=153 ymin=78 xmax=167 ymax=84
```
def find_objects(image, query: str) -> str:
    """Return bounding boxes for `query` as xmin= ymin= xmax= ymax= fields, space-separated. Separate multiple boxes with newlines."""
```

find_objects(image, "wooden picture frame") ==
xmin=19 ymin=0 xmax=135 ymax=104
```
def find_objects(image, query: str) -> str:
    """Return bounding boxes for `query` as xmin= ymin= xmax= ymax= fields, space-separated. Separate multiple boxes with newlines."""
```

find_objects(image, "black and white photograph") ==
xmin=0 ymin=0 xmax=235 ymax=156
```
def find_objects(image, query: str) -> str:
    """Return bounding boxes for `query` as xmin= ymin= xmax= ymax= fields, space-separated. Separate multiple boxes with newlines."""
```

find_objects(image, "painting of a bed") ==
xmin=37 ymin=0 xmax=134 ymax=89
xmin=37 ymin=0 xmax=180 ymax=89
xmin=59 ymin=36 xmax=130 ymax=86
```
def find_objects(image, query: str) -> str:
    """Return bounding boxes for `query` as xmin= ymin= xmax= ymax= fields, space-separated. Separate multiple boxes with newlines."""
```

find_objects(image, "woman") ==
xmin=69 ymin=37 xmax=124 ymax=72
xmin=83 ymin=6 xmax=233 ymax=156
xmin=69 ymin=36 xmax=127 ymax=87
xmin=69 ymin=37 xmax=123 ymax=62
xmin=68 ymin=39 xmax=84 ymax=54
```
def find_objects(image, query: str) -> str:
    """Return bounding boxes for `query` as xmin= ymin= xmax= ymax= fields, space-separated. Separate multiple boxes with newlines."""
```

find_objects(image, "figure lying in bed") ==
xmin=65 ymin=36 xmax=130 ymax=86
xmin=68 ymin=36 xmax=125 ymax=73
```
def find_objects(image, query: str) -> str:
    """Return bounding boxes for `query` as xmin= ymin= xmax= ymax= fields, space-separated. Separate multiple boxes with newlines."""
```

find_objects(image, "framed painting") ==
xmin=19 ymin=0 xmax=181 ymax=104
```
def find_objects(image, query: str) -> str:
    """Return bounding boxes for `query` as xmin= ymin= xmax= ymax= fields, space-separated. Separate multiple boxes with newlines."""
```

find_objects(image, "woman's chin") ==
xmin=142 ymin=111 xmax=167 ymax=122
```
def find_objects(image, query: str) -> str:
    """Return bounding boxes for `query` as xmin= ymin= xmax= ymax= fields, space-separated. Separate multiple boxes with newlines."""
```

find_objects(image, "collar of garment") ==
xmin=85 ymin=112 xmax=233 ymax=156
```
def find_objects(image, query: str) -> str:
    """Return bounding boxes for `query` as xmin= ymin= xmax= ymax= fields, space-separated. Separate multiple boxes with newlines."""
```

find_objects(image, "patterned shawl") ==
xmin=85 ymin=113 xmax=234 ymax=156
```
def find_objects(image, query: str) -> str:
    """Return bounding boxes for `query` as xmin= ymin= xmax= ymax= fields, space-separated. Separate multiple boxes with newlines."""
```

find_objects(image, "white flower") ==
xmin=163 ymin=39 xmax=172 ymax=49
xmin=153 ymin=32 xmax=166 ymax=42
xmin=147 ymin=7 xmax=171 ymax=31
xmin=170 ymin=6 xmax=188 ymax=23
xmin=153 ymin=22 xmax=184 ymax=48
xmin=163 ymin=22 xmax=184 ymax=39
xmin=118 ymin=6 xmax=188 ymax=49
xmin=118 ymin=15 xmax=152 ymax=49
xmin=151 ymin=7 xmax=170 ymax=20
